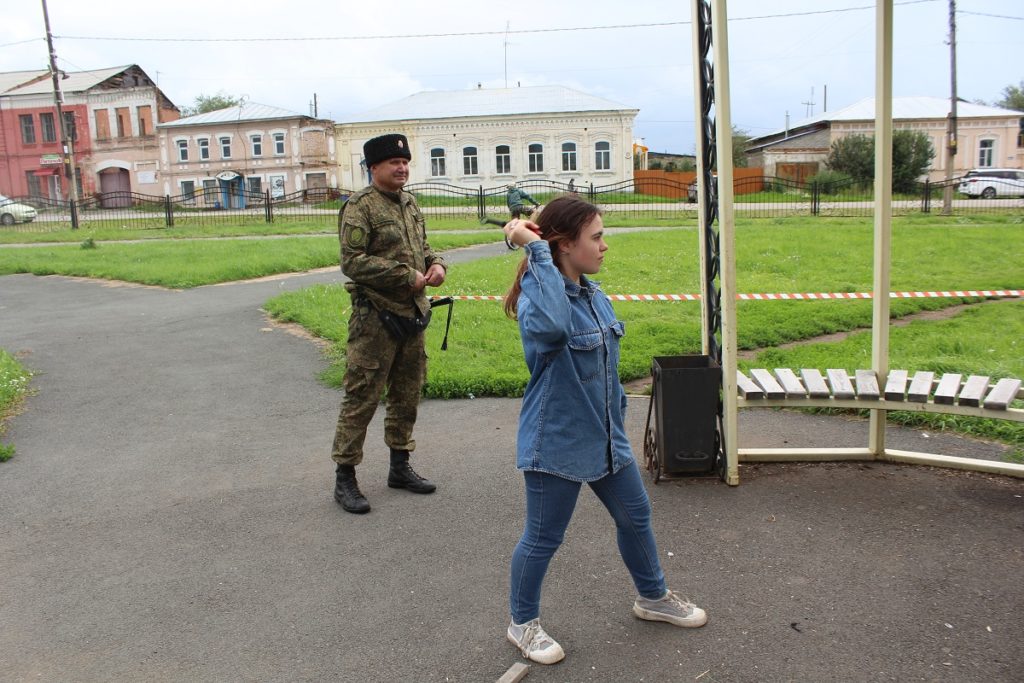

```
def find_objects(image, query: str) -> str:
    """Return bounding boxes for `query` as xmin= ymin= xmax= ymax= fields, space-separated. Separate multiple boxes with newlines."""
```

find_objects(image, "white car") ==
xmin=0 ymin=194 xmax=38 ymax=225
xmin=957 ymin=169 xmax=1024 ymax=199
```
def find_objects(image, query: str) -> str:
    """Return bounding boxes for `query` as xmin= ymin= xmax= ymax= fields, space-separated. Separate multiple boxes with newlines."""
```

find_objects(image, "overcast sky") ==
xmin=1 ymin=0 xmax=1021 ymax=153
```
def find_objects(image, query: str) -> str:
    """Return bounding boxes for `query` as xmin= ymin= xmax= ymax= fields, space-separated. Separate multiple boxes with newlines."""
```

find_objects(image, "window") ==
xmin=40 ymin=113 xmax=57 ymax=143
xmin=463 ymin=146 xmax=478 ymax=175
xmin=495 ymin=145 xmax=511 ymax=174
xmin=19 ymin=115 xmax=35 ymax=144
xmin=180 ymin=180 xmax=196 ymax=202
xmin=430 ymin=148 xmax=446 ymax=177
xmin=115 ymin=107 xmax=130 ymax=138
xmin=202 ymin=178 xmax=218 ymax=206
xmin=25 ymin=170 xmax=42 ymax=198
xmin=978 ymin=139 xmax=994 ymax=168
xmin=176 ymin=139 xmax=189 ymax=162
xmin=198 ymin=138 xmax=210 ymax=161
xmin=62 ymin=112 xmax=76 ymax=142
xmin=561 ymin=142 xmax=578 ymax=172
xmin=528 ymin=143 xmax=544 ymax=173
xmin=94 ymin=109 xmax=110 ymax=140
xmin=220 ymin=136 xmax=232 ymax=159
xmin=1018 ymin=118 xmax=1024 ymax=148
xmin=595 ymin=141 xmax=611 ymax=171
xmin=137 ymin=106 xmax=152 ymax=136
xmin=273 ymin=132 xmax=286 ymax=155
xmin=251 ymin=135 xmax=263 ymax=157
xmin=247 ymin=176 xmax=262 ymax=194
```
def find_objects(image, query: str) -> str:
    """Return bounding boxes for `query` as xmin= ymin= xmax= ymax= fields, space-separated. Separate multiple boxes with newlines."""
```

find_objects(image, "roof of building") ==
xmin=3 ymin=66 xmax=141 ymax=96
xmin=0 ymin=70 xmax=49 ymax=94
xmin=339 ymin=85 xmax=636 ymax=124
xmin=754 ymin=96 xmax=1023 ymax=142
xmin=158 ymin=102 xmax=312 ymax=128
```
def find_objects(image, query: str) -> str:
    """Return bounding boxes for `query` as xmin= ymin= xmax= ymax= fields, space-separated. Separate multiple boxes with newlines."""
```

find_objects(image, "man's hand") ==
xmin=424 ymin=263 xmax=446 ymax=287
xmin=412 ymin=270 xmax=427 ymax=292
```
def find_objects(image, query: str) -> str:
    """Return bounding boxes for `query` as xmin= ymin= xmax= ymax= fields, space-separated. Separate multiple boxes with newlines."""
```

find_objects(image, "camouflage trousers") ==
xmin=331 ymin=299 xmax=427 ymax=466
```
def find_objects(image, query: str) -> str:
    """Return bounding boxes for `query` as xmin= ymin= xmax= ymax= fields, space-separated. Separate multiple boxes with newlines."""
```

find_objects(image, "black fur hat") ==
xmin=363 ymin=133 xmax=412 ymax=167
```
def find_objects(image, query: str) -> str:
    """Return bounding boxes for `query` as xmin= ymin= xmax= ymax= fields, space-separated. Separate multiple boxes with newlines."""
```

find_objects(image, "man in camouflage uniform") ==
xmin=331 ymin=133 xmax=448 ymax=514
xmin=506 ymin=183 xmax=540 ymax=220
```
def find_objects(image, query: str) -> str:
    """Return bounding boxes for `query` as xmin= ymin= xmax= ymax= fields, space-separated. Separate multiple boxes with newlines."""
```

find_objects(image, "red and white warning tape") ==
xmin=431 ymin=290 xmax=1022 ymax=302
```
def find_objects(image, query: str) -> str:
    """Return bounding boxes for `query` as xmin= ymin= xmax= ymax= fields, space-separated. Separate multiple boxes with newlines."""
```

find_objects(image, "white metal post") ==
xmin=869 ymin=0 xmax=894 ymax=456
xmin=711 ymin=0 xmax=739 ymax=485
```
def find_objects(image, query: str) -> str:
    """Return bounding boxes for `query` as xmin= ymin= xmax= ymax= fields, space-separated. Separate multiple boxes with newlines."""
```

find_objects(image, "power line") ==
xmin=52 ymin=1 xmax=940 ymax=44
xmin=957 ymin=10 xmax=1024 ymax=21
xmin=0 ymin=37 xmax=43 ymax=49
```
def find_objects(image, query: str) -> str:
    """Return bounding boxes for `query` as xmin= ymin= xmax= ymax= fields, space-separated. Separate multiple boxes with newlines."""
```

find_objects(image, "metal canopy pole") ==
xmin=691 ymin=0 xmax=738 ymax=485
xmin=869 ymin=0 xmax=894 ymax=456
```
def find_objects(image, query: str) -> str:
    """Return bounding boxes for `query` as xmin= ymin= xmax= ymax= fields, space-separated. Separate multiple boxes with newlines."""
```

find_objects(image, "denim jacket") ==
xmin=515 ymin=240 xmax=634 ymax=482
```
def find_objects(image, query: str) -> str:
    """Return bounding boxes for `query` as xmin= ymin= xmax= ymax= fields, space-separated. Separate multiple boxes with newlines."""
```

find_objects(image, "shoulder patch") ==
xmin=345 ymin=224 xmax=367 ymax=248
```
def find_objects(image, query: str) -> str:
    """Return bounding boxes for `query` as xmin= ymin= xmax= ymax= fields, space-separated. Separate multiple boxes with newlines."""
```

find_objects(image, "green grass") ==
xmin=0 ymin=349 xmax=32 ymax=462
xmin=264 ymin=219 xmax=1024 ymax=405
xmin=0 ymin=232 xmax=502 ymax=288
xmin=745 ymin=300 xmax=1024 ymax=453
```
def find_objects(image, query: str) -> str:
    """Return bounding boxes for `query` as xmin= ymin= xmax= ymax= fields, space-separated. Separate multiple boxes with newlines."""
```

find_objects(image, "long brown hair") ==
xmin=503 ymin=194 xmax=602 ymax=319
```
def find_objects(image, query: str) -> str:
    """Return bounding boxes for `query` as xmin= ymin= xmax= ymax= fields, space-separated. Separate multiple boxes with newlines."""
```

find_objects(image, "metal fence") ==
xmin=2 ymin=175 xmax=1020 ymax=234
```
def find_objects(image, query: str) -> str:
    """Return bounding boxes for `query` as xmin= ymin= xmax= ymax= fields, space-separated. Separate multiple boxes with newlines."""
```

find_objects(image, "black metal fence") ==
xmin=2 ymin=175 xmax=1020 ymax=233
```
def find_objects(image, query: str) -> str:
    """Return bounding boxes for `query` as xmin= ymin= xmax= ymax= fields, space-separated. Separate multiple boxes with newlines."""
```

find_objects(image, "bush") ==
xmin=808 ymin=170 xmax=853 ymax=195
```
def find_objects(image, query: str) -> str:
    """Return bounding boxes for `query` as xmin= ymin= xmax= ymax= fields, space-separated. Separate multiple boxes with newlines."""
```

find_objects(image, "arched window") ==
xmin=595 ymin=141 xmax=611 ymax=171
xmin=528 ymin=143 xmax=544 ymax=173
xmin=561 ymin=142 xmax=577 ymax=171
xmin=430 ymin=148 xmax=447 ymax=177
xmin=495 ymin=145 xmax=511 ymax=174
xmin=463 ymin=146 xmax=479 ymax=176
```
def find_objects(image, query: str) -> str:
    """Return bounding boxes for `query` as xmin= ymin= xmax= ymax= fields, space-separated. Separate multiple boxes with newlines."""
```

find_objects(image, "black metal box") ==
xmin=651 ymin=355 xmax=721 ymax=475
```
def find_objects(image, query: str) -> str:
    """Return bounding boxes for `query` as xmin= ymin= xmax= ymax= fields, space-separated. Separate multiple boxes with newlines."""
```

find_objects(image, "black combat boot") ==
xmin=334 ymin=464 xmax=370 ymax=514
xmin=387 ymin=449 xmax=437 ymax=494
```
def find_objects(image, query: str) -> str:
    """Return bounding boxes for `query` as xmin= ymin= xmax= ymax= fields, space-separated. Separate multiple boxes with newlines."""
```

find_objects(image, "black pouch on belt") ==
xmin=377 ymin=306 xmax=431 ymax=341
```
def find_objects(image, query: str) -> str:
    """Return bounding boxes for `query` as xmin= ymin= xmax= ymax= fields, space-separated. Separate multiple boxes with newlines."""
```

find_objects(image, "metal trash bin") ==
xmin=643 ymin=355 xmax=721 ymax=480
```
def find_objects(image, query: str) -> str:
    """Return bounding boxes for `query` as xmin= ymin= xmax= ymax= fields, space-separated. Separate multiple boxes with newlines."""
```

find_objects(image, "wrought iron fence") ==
xmin=1 ymin=176 xmax=1019 ymax=235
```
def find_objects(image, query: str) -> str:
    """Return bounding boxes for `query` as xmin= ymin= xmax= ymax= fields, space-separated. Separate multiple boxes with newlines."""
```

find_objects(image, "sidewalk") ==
xmin=0 ymin=258 xmax=1021 ymax=682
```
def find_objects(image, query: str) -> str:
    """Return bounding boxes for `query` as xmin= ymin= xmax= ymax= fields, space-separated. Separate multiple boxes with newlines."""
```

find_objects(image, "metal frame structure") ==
xmin=693 ymin=0 xmax=1023 ymax=484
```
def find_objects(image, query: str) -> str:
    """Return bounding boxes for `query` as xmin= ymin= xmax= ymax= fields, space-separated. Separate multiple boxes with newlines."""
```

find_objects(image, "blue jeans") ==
xmin=509 ymin=461 xmax=667 ymax=624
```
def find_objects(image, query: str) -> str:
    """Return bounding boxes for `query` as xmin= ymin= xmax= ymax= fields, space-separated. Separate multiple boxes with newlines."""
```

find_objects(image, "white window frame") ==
xmin=528 ymin=143 xmax=544 ymax=173
xmin=197 ymin=137 xmax=210 ymax=161
xmin=595 ymin=141 xmax=611 ymax=171
xmin=561 ymin=142 xmax=578 ymax=172
xmin=273 ymin=132 xmax=286 ymax=156
xmin=176 ymin=139 xmax=189 ymax=162
xmin=495 ymin=144 xmax=511 ymax=175
xmin=220 ymin=136 xmax=232 ymax=159
xmin=978 ymin=138 xmax=995 ymax=168
xmin=247 ymin=176 xmax=262 ymax=194
xmin=251 ymin=135 xmax=263 ymax=158
xmin=179 ymin=179 xmax=196 ymax=203
xmin=463 ymin=146 xmax=479 ymax=176
xmin=430 ymin=147 xmax=447 ymax=177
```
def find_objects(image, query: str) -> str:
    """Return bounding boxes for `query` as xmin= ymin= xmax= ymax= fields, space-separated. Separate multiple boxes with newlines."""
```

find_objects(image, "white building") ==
xmin=335 ymin=85 xmax=639 ymax=190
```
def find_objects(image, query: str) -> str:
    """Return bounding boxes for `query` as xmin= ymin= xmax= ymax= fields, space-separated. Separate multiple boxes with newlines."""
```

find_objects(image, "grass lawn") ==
xmin=265 ymin=217 xmax=1023 ymax=393
xmin=0 ymin=232 xmax=502 ymax=288
xmin=0 ymin=349 xmax=32 ymax=461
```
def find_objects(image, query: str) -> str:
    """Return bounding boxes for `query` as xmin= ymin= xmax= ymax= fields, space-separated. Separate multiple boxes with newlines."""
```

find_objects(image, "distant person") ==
xmin=567 ymin=178 xmax=576 ymax=193
xmin=506 ymin=183 xmax=540 ymax=220
xmin=331 ymin=133 xmax=448 ymax=514
xmin=501 ymin=195 xmax=707 ymax=665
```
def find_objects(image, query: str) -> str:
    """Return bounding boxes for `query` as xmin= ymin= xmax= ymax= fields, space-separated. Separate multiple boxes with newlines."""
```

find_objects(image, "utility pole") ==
xmin=41 ymin=0 xmax=79 ymax=206
xmin=503 ymin=21 xmax=510 ymax=88
xmin=941 ymin=0 xmax=958 ymax=215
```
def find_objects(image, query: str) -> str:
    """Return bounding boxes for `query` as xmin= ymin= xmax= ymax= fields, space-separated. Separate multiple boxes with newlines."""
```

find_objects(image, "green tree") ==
xmin=891 ymin=130 xmax=934 ymax=193
xmin=732 ymin=126 xmax=751 ymax=168
xmin=825 ymin=134 xmax=874 ymax=186
xmin=995 ymin=80 xmax=1024 ymax=111
xmin=825 ymin=131 xmax=933 ymax=192
xmin=181 ymin=91 xmax=242 ymax=117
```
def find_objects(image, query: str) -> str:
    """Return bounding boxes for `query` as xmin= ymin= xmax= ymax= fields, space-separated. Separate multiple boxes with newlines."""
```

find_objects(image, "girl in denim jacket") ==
xmin=502 ymin=195 xmax=707 ymax=665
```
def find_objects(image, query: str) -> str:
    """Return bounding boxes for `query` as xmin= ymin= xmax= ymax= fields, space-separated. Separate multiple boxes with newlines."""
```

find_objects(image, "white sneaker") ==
xmin=633 ymin=590 xmax=708 ymax=628
xmin=507 ymin=618 xmax=565 ymax=664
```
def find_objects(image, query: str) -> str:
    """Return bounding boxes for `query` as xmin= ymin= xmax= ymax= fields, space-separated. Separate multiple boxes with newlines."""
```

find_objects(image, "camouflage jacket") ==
xmin=339 ymin=185 xmax=446 ymax=318
xmin=506 ymin=187 xmax=538 ymax=210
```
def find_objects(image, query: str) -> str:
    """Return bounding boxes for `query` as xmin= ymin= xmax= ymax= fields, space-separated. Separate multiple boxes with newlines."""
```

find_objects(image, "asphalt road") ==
xmin=1 ymin=242 xmax=1022 ymax=682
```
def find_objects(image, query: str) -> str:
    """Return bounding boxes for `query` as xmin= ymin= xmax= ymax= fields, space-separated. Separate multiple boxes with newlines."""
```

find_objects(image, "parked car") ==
xmin=957 ymin=168 xmax=1024 ymax=199
xmin=0 ymin=195 xmax=38 ymax=225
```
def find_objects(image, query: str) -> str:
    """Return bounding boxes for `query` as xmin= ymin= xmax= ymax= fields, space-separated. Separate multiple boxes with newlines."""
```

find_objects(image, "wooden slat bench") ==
xmin=736 ymin=368 xmax=1023 ymax=423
